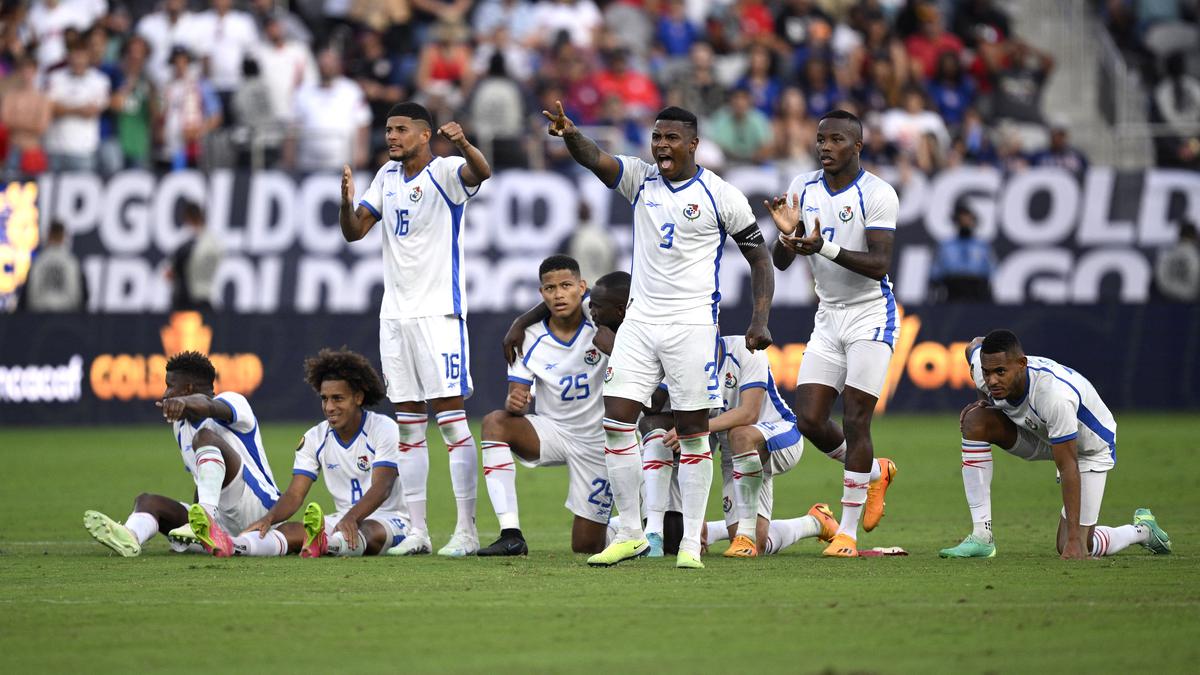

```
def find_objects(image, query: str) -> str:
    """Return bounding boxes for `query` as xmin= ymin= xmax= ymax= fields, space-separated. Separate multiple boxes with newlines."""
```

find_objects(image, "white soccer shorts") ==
xmin=380 ymin=315 xmax=473 ymax=403
xmin=797 ymin=300 xmax=897 ymax=398
xmin=513 ymin=414 xmax=612 ymax=524
xmin=325 ymin=510 xmax=410 ymax=549
xmin=605 ymin=319 xmax=720 ymax=411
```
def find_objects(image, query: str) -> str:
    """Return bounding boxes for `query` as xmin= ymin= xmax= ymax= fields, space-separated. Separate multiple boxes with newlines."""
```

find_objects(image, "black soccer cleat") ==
xmin=476 ymin=529 xmax=528 ymax=556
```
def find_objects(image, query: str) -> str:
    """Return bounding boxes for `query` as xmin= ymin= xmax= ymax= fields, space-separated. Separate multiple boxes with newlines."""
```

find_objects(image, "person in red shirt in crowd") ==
xmin=594 ymin=49 xmax=661 ymax=119
xmin=904 ymin=3 xmax=964 ymax=79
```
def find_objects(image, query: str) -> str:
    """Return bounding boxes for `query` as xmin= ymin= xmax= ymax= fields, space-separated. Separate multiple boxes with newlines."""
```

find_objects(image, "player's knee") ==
xmin=959 ymin=405 xmax=996 ymax=441
xmin=480 ymin=410 xmax=511 ymax=441
xmin=133 ymin=492 xmax=156 ymax=510
xmin=728 ymin=425 xmax=760 ymax=453
xmin=794 ymin=408 xmax=826 ymax=437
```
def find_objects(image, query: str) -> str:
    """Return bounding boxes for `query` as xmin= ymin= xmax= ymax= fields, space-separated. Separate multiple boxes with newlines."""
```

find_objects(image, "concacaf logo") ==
xmin=839 ymin=205 xmax=853 ymax=222
xmin=409 ymin=186 xmax=423 ymax=202
xmin=604 ymin=366 xmax=614 ymax=383
xmin=584 ymin=348 xmax=600 ymax=365
xmin=724 ymin=372 xmax=737 ymax=389
xmin=357 ymin=455 xmax=370 ymax=471
xmin=683 ymin=203 xmax=701 ymax=220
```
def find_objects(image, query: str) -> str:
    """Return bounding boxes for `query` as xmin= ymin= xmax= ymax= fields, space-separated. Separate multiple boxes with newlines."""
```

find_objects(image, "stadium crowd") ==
xmin=0 ymin=0 xmax=1090 ymax=180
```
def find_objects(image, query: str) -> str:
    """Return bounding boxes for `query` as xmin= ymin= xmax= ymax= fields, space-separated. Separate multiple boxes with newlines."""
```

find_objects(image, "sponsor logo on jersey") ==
xmin=584 ymin=348 xmax=600 ymax=365
xmin=357 ymin=455 xmax=370 ymax=471
xmin=683 ymin=203 xmax=701 ymax=220
xmin=604 ymin=366 xmax=613 ymax=383
xmin=724 ymin=372 xmax=737 ymax=388
xmin=409 ymin=186 xmax=423 ymax=203
xmin=805 ymin=205 xmax=820 ymax=213
xmin=544 ymin=362 xmax=557 ymax=371
xmin=644 ymin=200 xmax=660 ymax=208
xmin=839 ymin=205 xmax=853 ymax=222
xmin=326 ymin=463 xmax=340 ymax=470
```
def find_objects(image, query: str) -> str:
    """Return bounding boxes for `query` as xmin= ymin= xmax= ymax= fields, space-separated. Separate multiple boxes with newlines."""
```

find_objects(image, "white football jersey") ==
xmin=508 ymin=314 xmax=607 ymax=441
xmin=715 ymin=335 xmax=797 ymax=427
xmin=292 ymin=410 xmax=407 ymax=515
xmin=360 ymin=155 xmax=478 ymax=319
xmin=786 ymin=169 xmax=899 ymax=306
xmin=174 ymin=392 xmax=280 ymax=509
xmin=612 ymin=156 xmax=756 ymax=325
xmin=969 ymin=348 xmax=1117 ymax=462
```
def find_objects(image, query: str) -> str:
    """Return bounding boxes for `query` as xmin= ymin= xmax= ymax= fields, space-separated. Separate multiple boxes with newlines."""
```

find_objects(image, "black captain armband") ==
xmin=732 ymin=226 xmax=766 ymax=250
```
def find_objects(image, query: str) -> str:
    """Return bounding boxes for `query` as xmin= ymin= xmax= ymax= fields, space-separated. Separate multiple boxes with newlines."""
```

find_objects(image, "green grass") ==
xmin=1 ymin=413 xmax=1197 ymax=674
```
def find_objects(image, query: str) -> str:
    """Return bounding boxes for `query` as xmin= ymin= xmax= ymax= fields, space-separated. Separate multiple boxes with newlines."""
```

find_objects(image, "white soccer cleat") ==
xmin=437 ymin=529 xmax=479 ymax=557
xmin=386 ymin=531 xmax=432 ymax=556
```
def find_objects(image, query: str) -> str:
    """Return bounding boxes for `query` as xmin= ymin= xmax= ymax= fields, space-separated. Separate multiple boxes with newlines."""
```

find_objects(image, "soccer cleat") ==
xmin=863 ymin=457 xmax=896 ymax=532
xmin=723 ymin=534 xmax=758 ymax=558
xmin=676 ymin=550 xmax=705 ymax=569
xmin=438 ymin=529 xmax=480 ymax=557
xmin=386 ymin=531 xmax=432 ymax=555
xmin=187 ymin=504 xmax=234 ymax=557
xmin=938 ymin=534 xmax=997 ymax=558
xmin=808 ymin=503 xmax=838 ymax=542
xmin=166 ymin=522 xmax=200 ymax=553
xmin=300 ymin=502 xmax=328 ymax=558
xmin=477 ymin=529 xmax=528 ymax=557
xmin=587 ymin=538 xmax=649 ymax=567
xmin=1133 ymin=508 xmax=1172 ymax=555
xmin=646 ymin=532 xmax=665 ymax=558
xmin=83 ymin=510 xmax=141 ymax=557
xmin=822 ymin=532 xmax=858 ymax=558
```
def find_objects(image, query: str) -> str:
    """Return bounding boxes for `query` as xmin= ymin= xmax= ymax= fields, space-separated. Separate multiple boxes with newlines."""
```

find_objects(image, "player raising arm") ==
xmin=220 ymin=348 xmax=408 ymax=557
xmin=940 ymin=330 xmax=1171 ymax=560
xmin=544 ymin=101 xmax=774 ymax=569
xmin=339 ymin=102 xmax=491 ymax=557
xmin=765 ymin=110 xmax=899 ymax=558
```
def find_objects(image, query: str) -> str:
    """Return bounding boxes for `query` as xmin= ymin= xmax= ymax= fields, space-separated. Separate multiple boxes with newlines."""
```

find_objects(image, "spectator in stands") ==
xmin=25 ymin=0 xmax=98 ymax=72
xmin=286 ymin=48 xmax=370 ymax=171
xmin=472 ymin=25 xmax=533 ymax=84
xmin=347 ymin=0 xmax=413 ymax=38
xmin=774 ymin=0 xmax=835 ymax=69
xmin=595 ymin=48 xmax=661 ymax=120
xmin=802 ymin=56 xmax=841 ymax=117
xmin=1031 ymin=123 xmax=1089 ymax=176
xmin=989 ymin=39 xmax=1054 ymax=126
xmin=530 ymin=0 xmax=602 ymax=49
xmin=928 ymin=50 xmax=976 ymax=129
xmin=136 ymin=0 xmax=200 ymax=86
xmin=709 ymin=86 xmax=773 ymax=164
xmin=662 ymin=41 xmax=726 ymax=120
xmin=880 ymin=86 xmax=950 ymax=156
xmin=468 ymin=52 xmax=526 ymax=167
xmin=930 ymin=200 xmax=994 ymax=303
xmin=904 ymin=2 xmax=964 ymax=79
xmin=0 ymin=55 xmax=52 ymax=179
xmin=952 ymin=0 xmax=1011 ymax=48
xmin=349 ymin=28 xmax=407 ymax=158
xmin=231 ymin=57 xmax=279 ymax=168
xmin=415 ymin=21 xmax=475 ymax=111
xmin=168 ymin=201 xmax=222 ymax=312
xmin=568 ymin=200 xmax=616 ymax=287
xmin=950 ymin=107 xmax=1000 ymax=168
xmin=737 ymin=44 xmax=782 ymax=116
xmin=255 ymin=13 xmax=316 ymax=130
xmin=854 ymin=56 xmax=905 ymax=114
xmin=472 ymin=0 xmax=537 ymax=45
xmin=158 ymin=46 xmax=222 ymax=170
xmin=603 ymin=0 xmax=655 ymax=57
xmin=861 ymin=120 xmax=900 ymax=170
xmin=19 ymin=221 xmax=87 ymax=313
xmin=191 ymin=0 xmax=260 ymax=124
xmin=248 ymin=0 xmax=312 ymax=45
xmin=1154 ymin=219 xmax=1200 ymax=303
xmin=45 ymin=37 xmax=110 ymax=172
xmin=109 ymin=36 xmax=156 ymax=171
xmin=657 ymin=0 xmax=700 ymax=60
xmin=772 ymin=85 xmax=818 ymax=174
xmin=1153 ymin=52 xmax=1200 ymax=169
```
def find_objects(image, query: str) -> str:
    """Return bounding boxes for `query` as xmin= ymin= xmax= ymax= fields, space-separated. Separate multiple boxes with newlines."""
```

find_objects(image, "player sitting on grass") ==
xmin=940 ymin=330 xmax=1172 ymax=560
xmin=216 ymin=348 xmax=408 ymax=557
xmin=478 ymin=259 xmax=629 ymax=555
xmin=83 ymin=351 xmax=281 ymax=557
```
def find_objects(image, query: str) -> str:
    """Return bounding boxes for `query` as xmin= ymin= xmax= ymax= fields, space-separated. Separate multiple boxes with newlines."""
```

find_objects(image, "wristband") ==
xmin=817 ymin=239 xmax=841 ymax=260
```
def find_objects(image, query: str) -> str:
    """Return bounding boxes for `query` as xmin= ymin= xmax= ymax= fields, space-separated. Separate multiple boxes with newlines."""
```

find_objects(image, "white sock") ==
xmin=605 ymin=514 xmax=621 ymax=545
xmin=837 ymin=469 xmax=871 ymax=538
xmin=437 ymin=410 xmax=478 ymax=533
xmin=677 ymin=432 xmax=713 ymax=557
xmin=481 ymin=441 xmax=520 ymax=531
xmin=705 ymin=519 xmax=730 ymax=544
xmin=192 ymin=445 xmax=225 ymax=512
xmin=1091 ymin=524 xmax=1148 ymax=557
xmin=731 ymin=450 xmax=764 ymax=543
xmin=869 ymin=458 xmax=882 ymax=482
xmin=603 ymin=418 xmax=644 ymax=541
xmin=763 ymin=515 xmax=822 ymax=555
xmin=962 ymin=438 xmax=994 ymax=542
xmin=124 ymin=512 xmax=158 ymax=544
xmin=328 ymin=530 xmax=367 ymax=557
xmin=823 ymin=440 xmax=847 ymax=463
xmin=641 ymin=429 xmax=673 ymax=536
xmin=232 ymin=530 xmax=287 ymax=557
xmin=395 ymin=412 xmax=430 ymax=534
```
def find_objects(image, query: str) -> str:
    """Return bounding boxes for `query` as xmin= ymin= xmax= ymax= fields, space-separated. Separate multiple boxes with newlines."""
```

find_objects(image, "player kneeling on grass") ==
xmin=478 ymin=258 xmax=625 ymax=555
xmin=941 ymin=330 xmax=1171 ymax=560
xmin=218 ymin=348 xmax=409 ymax=557
xmin=83 ymin=352 xmax=281 ymax=557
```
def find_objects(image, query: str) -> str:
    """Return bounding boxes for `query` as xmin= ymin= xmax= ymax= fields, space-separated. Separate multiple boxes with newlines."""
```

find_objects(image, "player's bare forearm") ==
xmin=771 ymin=238 xmax=796 ymax=270
xmin=709 ymin=393 xmax=763 ymax=433
xmin=592 ymin=325 xmax=616 ymax=355
xmin=177 ymin=394 xmax=233 ymax=423
xmin=457 ymin=141 xmax=492 ymax=186
xmin=343 ymin=466 xmax=397 ymax=525
xmin=1052 ymin=440 xmax=1084 ymax=551
xmin=744 ymin=245 xmax=774 ymax=333
xmin=563 ymin=129 xmax=620 ymax=187
xmin=339 ymin=204 xmax=376 ymax=242
xmin=264 ymin=476 xmax=312 ymax=524
xmin=503 ymin=301 xmax=551 ymax=363
xmin=828 ymin=230 xmax=893 ymax=280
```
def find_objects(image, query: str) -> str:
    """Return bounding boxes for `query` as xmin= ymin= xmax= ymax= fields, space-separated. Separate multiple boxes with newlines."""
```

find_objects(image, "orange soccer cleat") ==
xmin=863 ymin=458 xmax=897 ymax=532
xmin=822 ymin=532 xmax=858 ymax=558
xmin=723 ymin=534 xmax=758 ymax=558
xmin=807 ymin=503 xmax=839 ymax=542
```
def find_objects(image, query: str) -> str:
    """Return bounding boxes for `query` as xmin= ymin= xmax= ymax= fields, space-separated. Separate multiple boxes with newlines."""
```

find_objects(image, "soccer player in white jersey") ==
xmin=767 ymin=110 xmax=900 ymax=559
xmin=478 ymin=257 xmax=625 ymax=556
xmin=339 ymin=101 xmax=492 ymax=557
xmin=544 ymin=102 xmax=776 ymax=569
xmin=940 ymin=330 xmax=1172 ymax=560
xmin=83 ymin=352 xmax=281 ymax=557
xmin=217 ymin=349 xmax=408 ymax=557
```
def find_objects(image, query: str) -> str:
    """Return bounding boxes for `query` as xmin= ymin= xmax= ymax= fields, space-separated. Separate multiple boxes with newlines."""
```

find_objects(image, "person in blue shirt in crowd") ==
xmin=930 ymin=200 xmax=995 ymax=302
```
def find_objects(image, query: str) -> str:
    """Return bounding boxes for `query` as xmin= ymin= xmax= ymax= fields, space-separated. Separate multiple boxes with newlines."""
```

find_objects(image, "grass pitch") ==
xmin=1 ymin=413 xmax=1197 ymax=674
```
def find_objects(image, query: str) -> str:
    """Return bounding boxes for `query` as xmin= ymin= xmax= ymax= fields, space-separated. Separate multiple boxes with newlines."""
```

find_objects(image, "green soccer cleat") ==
xmin=83 ymin=510 xmax=141 ymax=557
xmin=1133 ymin=508 xmax=1172 ymax=555
xmin=939 ymin=534 xmax=996 ymax=558
xmin=587 ymin=538 xmax=649 ymax=567
xmin=301 ymin=502 xmax=328 ymax=558
xmin=676 ymin=551 xmax=705 ymax=569
xmin=188 ymin=504 xmax=234 ymax=557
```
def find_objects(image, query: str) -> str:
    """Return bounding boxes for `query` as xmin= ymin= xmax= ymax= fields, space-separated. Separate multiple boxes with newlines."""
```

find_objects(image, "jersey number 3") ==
xmin=659 ymin=222 xmax=675 ymax=249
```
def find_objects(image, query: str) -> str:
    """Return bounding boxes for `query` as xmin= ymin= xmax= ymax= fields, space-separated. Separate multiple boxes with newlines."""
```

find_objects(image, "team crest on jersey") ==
xmin=724 ymin=372 xmax=737 ymax=389
xmin=1024 ymin=417 xmax=1038 ymax=430
xmin=839 ymin=205 xmax=853 ymax=222
xmin=584 ymin=348 xmax=600 ymax=365
xmin=409 ymin=186 xmax=423 ymax=202
xmin=683 ymin=203 xmax=701 ymax=220
xmin=357 ymin=455 xmax=370 ymax=471
xmin=604 ymin=366 xmax=614 ymax=383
